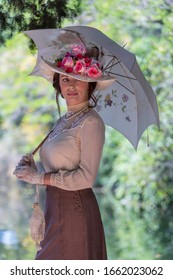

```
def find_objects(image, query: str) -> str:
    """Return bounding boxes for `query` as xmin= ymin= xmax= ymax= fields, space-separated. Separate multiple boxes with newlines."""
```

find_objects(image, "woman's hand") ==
xmin=13 ymin=154 xmax=44 ymax=185
xmin=16 ymin=153 xmax=37 ymax=169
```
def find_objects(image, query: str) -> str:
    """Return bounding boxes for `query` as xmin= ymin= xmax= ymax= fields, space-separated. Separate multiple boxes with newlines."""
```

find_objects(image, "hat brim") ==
xmin=38 ymin=57 xmax=116 ymax=90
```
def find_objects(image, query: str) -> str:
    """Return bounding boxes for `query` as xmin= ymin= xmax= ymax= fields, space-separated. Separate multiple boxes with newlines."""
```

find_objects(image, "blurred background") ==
xmin=0 ymin=0 xmax=173 ymax=259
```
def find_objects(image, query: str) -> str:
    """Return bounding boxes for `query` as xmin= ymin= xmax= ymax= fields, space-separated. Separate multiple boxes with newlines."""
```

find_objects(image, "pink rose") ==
xmin=61 ymin=56 xmax=74 ymax=69
xmin=73 ymin=60 xmax=86 ymax=74
xmin=71 ymin=44 xmax=86 ymax=56
xmin=87 ymin=64 xmax=102 ymax=78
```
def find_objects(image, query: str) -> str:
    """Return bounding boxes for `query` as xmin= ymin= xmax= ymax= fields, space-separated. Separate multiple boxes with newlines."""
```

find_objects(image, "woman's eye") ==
xmin=62 ymin=77 xmax=69 ymax=82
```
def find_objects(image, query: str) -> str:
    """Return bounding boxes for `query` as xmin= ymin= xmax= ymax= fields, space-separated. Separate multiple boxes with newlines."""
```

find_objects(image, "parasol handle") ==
xmin=31 ymin=129 xmax=53 ymax=156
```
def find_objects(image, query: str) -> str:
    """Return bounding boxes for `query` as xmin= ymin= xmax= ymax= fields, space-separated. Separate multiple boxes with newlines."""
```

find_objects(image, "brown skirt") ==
xmin=35 ymin=186 xmax=107 ymax=260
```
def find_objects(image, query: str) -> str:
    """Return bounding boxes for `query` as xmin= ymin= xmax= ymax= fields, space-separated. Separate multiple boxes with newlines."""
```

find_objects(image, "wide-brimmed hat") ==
xmin=25 ymin=27 xmax=159 ymax=149
xmin=33 ymin=42 xmax=116 ymax=90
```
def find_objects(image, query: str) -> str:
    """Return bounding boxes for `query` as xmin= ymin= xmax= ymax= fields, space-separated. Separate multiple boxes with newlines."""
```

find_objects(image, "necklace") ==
xmin=65 ymin=105 xmax=89 ymax=120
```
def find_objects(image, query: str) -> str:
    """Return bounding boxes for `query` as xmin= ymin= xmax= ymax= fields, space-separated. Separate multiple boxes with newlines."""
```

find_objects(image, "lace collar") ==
xmin=47 ymin=101 xmax=91 ymax=141
xmin=66 ymin=101 xmax=89 ymax=119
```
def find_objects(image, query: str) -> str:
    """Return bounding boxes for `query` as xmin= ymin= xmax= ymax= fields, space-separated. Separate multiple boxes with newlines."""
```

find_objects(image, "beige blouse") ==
xmin=40 ymin=102 xmax=105 ymax=191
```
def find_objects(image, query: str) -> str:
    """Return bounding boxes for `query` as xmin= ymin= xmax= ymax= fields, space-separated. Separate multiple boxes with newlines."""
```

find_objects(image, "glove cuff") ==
xmin=37 ymin=172 xmax=45 ymax=185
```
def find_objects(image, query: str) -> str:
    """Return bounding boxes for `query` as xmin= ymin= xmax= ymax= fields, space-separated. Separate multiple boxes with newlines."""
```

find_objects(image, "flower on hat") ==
xmin=61 ymin=56 xmax=74 ymax=68
xmin=71 ymin=44 xmax=86 ymax=56
xmin=55 ymin=45 xmax=103 ymax=78
xmin=86 ymin=63 xmax=102 ymax=78
xmin=73 ymin=60 xmax=86 ymax=74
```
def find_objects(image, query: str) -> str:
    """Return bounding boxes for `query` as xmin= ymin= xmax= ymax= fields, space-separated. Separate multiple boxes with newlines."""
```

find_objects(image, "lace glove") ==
xmin=13 ymin=154 xmax=44 ymax=185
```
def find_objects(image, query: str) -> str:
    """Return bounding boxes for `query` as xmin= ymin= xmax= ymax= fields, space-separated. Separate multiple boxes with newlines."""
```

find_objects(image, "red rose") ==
xmin=76 ymin=53 xmax=84 ymax=59
xmin=65 ymin=67 xmax=73 ymax=73
xmin=57 ymin=60 xmax=62 ymax=68
xmin=84 ymin=57 xmax=92 ymax=67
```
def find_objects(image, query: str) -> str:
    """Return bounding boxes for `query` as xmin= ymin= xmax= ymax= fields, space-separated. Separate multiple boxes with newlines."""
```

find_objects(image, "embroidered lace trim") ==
xmin=48 ymin=108 xmax=97 ymax=141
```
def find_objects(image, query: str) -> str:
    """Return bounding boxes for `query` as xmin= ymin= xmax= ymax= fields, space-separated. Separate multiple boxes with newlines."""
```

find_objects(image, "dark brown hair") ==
xmin=53 ymin=72 xmax=97 ymax=114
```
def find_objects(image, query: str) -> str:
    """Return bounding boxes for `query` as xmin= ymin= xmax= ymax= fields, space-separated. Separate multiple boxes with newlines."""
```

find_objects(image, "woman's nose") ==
xmin=69 ymin=79 xmax=76 ymax=87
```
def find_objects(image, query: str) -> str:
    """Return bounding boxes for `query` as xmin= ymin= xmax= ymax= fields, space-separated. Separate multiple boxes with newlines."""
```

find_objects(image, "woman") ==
xmin=13 ymin=43 xmax=114 ymax=259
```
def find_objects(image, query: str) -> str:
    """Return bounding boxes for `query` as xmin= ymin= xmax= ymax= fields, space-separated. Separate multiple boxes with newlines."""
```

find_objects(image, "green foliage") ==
xmin=0 ymin=0 xmax=82 ymax=47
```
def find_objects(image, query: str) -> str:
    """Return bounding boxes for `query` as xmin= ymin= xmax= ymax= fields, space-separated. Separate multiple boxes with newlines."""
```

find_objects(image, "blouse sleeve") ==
xmin=49 ymin=115 xmax=105 ymax=191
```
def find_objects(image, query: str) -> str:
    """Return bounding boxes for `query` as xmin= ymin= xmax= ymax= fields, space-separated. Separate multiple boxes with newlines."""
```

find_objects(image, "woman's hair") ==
xmin=53 ymin=72 xmax=97 ymax=114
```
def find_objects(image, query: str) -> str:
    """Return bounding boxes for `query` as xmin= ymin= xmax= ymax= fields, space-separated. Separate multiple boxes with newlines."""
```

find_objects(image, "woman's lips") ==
xmin=67 ymin=92 xmax=78 ymax=96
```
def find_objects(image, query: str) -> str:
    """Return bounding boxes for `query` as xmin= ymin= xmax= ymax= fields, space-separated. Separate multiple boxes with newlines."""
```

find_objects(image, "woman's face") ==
xmin=59 ymin=75 xmax=89 ymax=106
